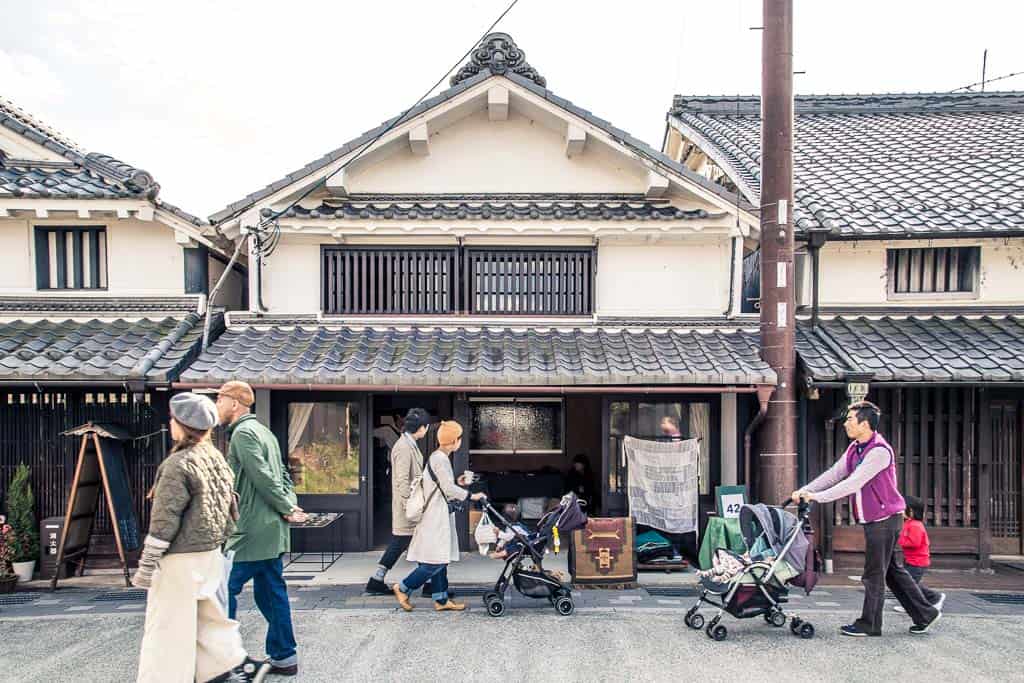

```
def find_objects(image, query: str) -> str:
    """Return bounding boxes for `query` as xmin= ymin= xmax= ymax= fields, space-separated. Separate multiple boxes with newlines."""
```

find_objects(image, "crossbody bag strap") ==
xmin=425 ymin=456 xmax=451 ymax=505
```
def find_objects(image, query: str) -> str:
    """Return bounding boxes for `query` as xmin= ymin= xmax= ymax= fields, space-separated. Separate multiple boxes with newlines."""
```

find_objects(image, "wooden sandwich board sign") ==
xmin=50 ymin=422 xmax=155 ymax=589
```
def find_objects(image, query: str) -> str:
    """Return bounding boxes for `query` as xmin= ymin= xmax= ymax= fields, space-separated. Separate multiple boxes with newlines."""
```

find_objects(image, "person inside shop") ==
xmin=660 ymin=415 xmax=683 ymax=439
xmin=791 ymin=400 xmax=942 ymax=637
xmin=565 ymin=454 xmax=597 ymax=513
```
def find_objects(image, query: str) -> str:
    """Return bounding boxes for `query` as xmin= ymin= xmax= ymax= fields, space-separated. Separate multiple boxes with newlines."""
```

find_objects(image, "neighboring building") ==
xmin=0 ymin=96 xmax=245 ymax=548
xmin=667 ymin=92 xmax=1024 ymax=567
xmin=179 ymin=33 xmax=772 ymax=551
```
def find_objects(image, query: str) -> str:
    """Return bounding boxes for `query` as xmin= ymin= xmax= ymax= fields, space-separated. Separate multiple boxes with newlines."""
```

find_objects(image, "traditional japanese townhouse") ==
xmin=666 ymin=91 xmax=1024 ymax=568
xmin=0 ymin=96 xmax=245 ymax=548
xmin=178 ymin=33 xmax=775 ymax=552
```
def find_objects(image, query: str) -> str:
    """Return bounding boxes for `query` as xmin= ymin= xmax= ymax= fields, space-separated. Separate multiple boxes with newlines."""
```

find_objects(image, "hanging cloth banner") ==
xmin=622 ymin=436 xmax=699 ymax=534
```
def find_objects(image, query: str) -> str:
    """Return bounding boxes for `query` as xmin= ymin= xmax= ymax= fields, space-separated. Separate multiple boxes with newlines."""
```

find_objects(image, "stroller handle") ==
xmin=779 ymin=498 xmax=814 ymax=517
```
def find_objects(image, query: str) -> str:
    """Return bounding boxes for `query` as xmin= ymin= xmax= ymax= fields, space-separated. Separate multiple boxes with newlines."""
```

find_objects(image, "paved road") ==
xmin=3 ymin=607 xmax=1022 ymax=682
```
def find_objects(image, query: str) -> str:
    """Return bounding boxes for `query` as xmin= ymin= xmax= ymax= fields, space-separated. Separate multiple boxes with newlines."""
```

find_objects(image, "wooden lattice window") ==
xmin=34 ymin=226 xmax=108 ymax=290
xmin=321 ymin=246 xmax=457 ymax=314
xmin=887 ymin=246 xmax=980 ymax=298
xmin=464 ymin=248 xmax=594 ymax=315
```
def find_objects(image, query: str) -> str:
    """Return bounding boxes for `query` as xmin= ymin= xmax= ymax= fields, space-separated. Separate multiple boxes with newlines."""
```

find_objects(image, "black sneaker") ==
xmin=211 ymin=657 xmax=271 ymax=682
xmin=267 ymin=660 xmax=298 ymax=677
xmin=365 ymin=578 xmax=391 ymax=595
xmin=910 ymin=611 xmax=941 ymax=635
xmin=839 ymin=624 xmax=871 ymax=637
xmin=931 ymin=593 xmax=947 ymax=612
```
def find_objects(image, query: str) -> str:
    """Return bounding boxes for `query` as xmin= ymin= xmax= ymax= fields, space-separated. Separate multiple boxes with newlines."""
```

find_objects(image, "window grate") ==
xmin=0 ymin=593 xmax=40 ymax=605
xmin=35 ymin=226 xmax=108 ymax=290
xmin=887 ymin=246 xmax=979 ymax=296
xmin=972 ymin=593 xmax=1024 ymax=605
xmin=92 ymin=590 xmax=148 ymax=602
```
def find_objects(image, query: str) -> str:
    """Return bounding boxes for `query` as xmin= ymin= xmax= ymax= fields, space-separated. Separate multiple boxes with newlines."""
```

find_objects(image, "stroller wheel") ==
xmin=798 ymin=622 xmax=815 ymax=639
xmin=483 ymin=591 xmax=499 ymax=604
xmin=790 ymin=617 xmax=803 ymax=635
xmin=685 ymin=612 xmax=704 ymax=630
xmin=768 ymin=610 xmax=787 ymax=627
xmin=486 ymin=597 xmax=506 ymax=618
xmin=554 ymin=596 xmax=575 ymax=616
xmin=706 ymin=623 xmax=728 ymax=641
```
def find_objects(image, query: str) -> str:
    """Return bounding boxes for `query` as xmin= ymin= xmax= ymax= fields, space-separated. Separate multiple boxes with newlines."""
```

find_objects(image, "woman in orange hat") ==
xmin=393 ymin=420 xmax=484 ymax=612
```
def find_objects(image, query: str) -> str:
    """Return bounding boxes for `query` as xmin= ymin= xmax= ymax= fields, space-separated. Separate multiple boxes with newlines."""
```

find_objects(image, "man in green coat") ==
xmin=217 ymin=381 xmax=305 ymax=678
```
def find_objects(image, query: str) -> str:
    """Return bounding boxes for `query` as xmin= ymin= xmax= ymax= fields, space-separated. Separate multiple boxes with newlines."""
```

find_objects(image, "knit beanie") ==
xmin=437 ymin=420 xmax=463 ymax=447
xmin=170 ymin=392 xmax=219 ymax=431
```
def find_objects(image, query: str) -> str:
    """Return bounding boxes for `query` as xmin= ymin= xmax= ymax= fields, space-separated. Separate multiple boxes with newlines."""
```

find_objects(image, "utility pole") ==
xmin=757 ymin=0 xmax=797 ymax=505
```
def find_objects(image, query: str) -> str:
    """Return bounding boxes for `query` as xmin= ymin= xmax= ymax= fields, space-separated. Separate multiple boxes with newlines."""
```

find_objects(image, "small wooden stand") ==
xmin=50 ymin=422 xmax=150 ymax=590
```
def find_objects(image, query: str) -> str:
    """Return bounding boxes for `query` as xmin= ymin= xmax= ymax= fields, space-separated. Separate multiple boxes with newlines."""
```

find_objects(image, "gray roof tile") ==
xmin=0 ymin=295 xmax=202 ymax=315
xmin=179 ymin=324 xmax=776 ymax=387
xmin=796 ymin=315 xmax=1024 ymax=382
xmin=0 ymin=314 xmax=220 ymax=384
xmin=670 ymin=92 xmax=1024 ymax=237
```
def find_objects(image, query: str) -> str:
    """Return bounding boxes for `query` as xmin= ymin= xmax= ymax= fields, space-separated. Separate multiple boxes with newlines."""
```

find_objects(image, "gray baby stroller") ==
xmin=684 ymin=501 xmax=818 ymax=641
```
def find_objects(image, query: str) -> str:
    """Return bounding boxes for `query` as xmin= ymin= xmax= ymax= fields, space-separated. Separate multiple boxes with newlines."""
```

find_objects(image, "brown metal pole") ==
xmin=758 ymin=0 xmax=798 ymax=505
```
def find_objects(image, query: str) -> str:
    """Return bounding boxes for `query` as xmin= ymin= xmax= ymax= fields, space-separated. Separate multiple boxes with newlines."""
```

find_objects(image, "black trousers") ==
xmin=858 ymin=515 xmax=939 ymax=634
xmin=376 ymin=534 xmax=435 ymax=592
xmin=906 ymin=564 xmax=943 ymax=605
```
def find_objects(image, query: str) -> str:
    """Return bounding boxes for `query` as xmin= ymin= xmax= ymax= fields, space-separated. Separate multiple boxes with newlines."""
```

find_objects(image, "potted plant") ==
xmin=0 ymin=521 xmax=16 ymax=593
xmin=7 ymin=463 xmax=39 ymax=583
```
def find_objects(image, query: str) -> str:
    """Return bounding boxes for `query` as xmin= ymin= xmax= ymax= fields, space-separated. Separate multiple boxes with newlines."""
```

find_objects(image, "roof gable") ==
xmin=211 ymin=34 xmax=757 ymax=228
xmin=669 ymin=91 xmax=1024 ymax=238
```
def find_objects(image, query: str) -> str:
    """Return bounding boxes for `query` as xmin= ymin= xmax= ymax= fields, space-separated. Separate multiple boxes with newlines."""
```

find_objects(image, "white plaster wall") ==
xmin=0 ymin=217 xmax=186 ymax=295
xmin=260 ymin=237 xmax=320 ymax=314
xmin=0 ymin=218 xmax=34 ymax=291
xmin=348 ymin=109 xmax=648 ymax=194
xmin=817 ymin=238 xmax=1024 ymax=306
xmin=596 ymin=240 xmax=733 ymax=317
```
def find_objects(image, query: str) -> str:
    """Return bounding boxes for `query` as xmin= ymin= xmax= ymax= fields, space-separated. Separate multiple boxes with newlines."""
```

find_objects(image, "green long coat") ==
xmin=224 ymin=414 xmax=298 ymax=562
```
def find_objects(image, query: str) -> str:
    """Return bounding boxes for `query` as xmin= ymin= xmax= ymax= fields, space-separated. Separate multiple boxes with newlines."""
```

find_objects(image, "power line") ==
xmin=250 ymin=0 xmax=523 ymax=260
xmin=950 ymin=69 xmax=1024 ymax=93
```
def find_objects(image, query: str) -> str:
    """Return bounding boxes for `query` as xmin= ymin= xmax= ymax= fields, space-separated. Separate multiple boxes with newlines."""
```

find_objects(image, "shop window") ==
xmin=287 ymin=402 xmax=360 ymax=494
xmin=469 ymin=398 xmax=563 ymax=454
xmin=887 ymin=246 xmax=980 ymax=298
xmin=608 ymin=400 xmax=711 ymax=495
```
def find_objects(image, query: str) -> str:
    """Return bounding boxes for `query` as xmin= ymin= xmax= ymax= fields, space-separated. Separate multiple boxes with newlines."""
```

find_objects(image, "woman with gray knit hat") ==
xmin=134 ymin=392 xmax=270 ymax=683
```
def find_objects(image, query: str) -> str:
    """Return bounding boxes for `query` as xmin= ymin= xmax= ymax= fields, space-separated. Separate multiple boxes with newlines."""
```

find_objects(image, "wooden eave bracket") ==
xmin=565 ymin=124 xmax=586 ymax=158
xmin=409 ymin=124 xmax=430 ymax=156
xmin=488 ymin=86 xmax=509 ymax=121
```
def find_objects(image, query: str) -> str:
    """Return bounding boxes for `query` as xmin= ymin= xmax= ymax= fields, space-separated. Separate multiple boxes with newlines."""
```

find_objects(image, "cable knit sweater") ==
xmin=147 ymin=440 xmax=237 ymax=554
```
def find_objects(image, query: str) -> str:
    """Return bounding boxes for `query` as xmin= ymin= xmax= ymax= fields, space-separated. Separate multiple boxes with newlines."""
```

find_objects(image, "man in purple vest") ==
xmin=792 ymin=401 xmax=942 ymax=637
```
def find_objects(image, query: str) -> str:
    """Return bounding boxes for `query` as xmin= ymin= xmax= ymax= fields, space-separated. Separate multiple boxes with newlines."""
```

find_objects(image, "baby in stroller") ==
xmin=475 ymin=492 xmax=588 ymax=617
xmin=486 ymin=504 xmax=532 ymax=560
xmin=685 ymin=501 xmax=819 ymax=642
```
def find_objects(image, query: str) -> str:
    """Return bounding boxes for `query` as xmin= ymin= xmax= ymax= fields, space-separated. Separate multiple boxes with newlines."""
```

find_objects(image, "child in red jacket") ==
xmin=895 ymin=495 xmax=946 ymax=612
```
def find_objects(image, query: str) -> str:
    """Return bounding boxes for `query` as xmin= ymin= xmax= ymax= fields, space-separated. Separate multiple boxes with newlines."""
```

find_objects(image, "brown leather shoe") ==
xmin=434 ymin=600 xmax=466 ymax=612
xmin=393 ymin=584 xmax=413 ymax=612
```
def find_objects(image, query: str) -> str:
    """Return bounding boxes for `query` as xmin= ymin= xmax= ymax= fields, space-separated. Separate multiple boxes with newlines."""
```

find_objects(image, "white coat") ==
xmin=406 ymin=450 xmax=468 ymax=565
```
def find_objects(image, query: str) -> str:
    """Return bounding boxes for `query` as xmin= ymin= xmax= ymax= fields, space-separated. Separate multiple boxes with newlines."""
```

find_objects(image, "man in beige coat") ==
xmin=365 ymin=408 xmax=432 ymax=595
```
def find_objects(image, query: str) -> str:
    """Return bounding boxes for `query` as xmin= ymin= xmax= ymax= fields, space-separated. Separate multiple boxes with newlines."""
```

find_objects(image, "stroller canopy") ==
xmin=738 ymin=504 xmax=808 ymax=575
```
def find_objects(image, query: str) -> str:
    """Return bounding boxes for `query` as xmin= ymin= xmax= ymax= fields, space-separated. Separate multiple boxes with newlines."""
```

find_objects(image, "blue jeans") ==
xmin=399 ymin=563 xmax=449 ymax=603
xmin=228 ymin=556 xmax=297 ymax=664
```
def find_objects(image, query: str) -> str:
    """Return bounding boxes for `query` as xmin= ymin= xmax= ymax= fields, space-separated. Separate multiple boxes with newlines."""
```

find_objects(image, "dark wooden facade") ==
xmin=0 ymin=390 xmax=168 ymax=559
xmin=804 ymin=385 xmax=1024 ymax=568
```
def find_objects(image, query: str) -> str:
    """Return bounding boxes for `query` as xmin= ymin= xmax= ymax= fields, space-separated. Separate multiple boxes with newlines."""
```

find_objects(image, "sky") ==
xmin=2 ymin=1 xmax=1022 ymax=219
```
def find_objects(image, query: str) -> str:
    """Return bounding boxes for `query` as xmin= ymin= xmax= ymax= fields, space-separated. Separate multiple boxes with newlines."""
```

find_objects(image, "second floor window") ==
xmin=887 ymin=246 xmax=980 ymax=298
xmin=321 ymin=245 xmax=594 ymax=315
xmin=35 ymin=226 xmax=108 ymax=290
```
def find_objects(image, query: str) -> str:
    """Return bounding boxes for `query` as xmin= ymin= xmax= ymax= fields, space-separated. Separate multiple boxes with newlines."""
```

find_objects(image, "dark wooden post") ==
xmin=978 ymin=387 xmax=993 ymax=570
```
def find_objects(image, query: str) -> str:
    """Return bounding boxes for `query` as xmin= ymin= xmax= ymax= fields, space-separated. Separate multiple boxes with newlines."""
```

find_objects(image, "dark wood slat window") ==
xmin=322 ymin=246 xmax=457 ymax=314
xmin=34 ymin=227 xmax=107 ymax=290
xmin=465 ymin=248 xmax=594 ymax=315
xmin=887 ymin=246 xmax=980 ymax=296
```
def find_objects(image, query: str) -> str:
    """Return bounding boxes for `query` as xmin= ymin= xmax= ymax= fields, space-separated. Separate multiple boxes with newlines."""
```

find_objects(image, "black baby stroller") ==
xmin=478 ymin=492 xmax=588 ymax=617
xmin=684 ymin=500 xmax=818 ymax=641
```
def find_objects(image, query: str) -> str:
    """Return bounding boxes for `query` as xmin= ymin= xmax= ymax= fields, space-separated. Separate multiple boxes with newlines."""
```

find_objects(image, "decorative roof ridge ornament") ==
xmin=450 ymin=32 xmax=546 ymax=88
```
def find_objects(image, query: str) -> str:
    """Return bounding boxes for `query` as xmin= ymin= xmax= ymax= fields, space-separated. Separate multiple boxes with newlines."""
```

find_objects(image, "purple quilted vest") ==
xmin=843 ymin=431 xmax=906 ymax=523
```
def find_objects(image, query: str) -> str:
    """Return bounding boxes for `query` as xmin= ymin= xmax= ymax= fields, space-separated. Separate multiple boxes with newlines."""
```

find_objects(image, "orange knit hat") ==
xmin=437 ymin=420 xmax=463 ymax=446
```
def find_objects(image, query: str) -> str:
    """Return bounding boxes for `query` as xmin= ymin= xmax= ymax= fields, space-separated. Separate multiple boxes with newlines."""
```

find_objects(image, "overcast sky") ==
xmin=2 ymin=1 xmax=1021 ymax=218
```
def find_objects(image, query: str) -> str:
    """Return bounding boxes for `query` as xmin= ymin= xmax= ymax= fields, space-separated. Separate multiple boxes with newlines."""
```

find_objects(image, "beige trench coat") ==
xmin=390 ymin=434 xmax=424 ymax=536
xmin=406 ymin=450 xmax=469 ymax=565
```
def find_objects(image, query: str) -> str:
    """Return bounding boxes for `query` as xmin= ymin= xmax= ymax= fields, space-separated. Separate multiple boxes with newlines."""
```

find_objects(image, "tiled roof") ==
xmin=0 ymin=314 xmax=220 ymax=384
xmin=669 ymin=92 xmax=1024 ymax=237
xmin=278 ymin=196 xmax=714 ymax=222
xmin=211 ymin=35 xmax=753 ymax=225
xmin=0 ymin=97 xmax=206 ymax=229
xmin=796 ymin=315 xmax=1024 ymax=382
xmin=179 ymin=325 xmax=776 ymax=387
xmin=0 ymin=296 xmax=202 ymax=315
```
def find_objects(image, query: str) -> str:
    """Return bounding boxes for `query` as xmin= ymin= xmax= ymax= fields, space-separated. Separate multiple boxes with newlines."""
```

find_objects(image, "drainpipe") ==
xmin=807 ymin=228 xmax=829 ymax=330
xmin=744 ymin=385 xmax=775 ymax=494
